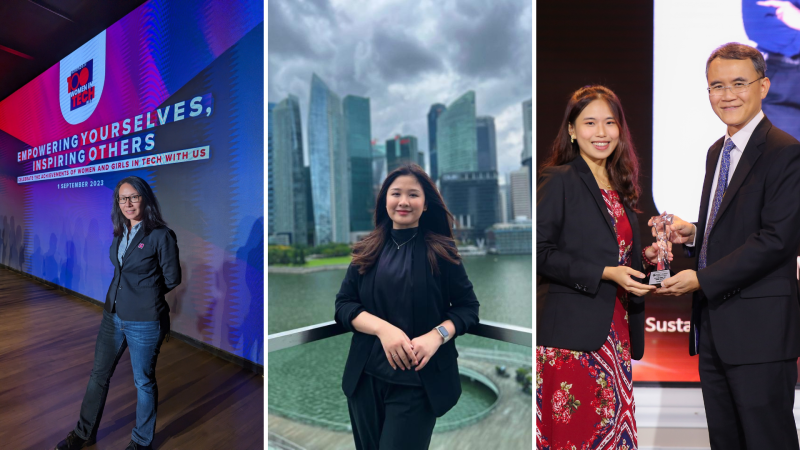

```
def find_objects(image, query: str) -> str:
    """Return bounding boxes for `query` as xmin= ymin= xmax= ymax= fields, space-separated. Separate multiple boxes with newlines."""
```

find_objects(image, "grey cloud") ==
xmin=267 ymin=1 xmax=318 ymax=58
xmin=444 ymin=0 xmax=531 ymax=79
xmin=268 ymin=0 xmax=532 ymax=178
xmin=371 ymin=29 xmax=444 ymax=82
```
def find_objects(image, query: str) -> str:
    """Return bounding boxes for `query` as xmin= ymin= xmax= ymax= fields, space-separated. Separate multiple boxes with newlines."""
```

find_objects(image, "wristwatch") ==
xmin=434 ymin=325 xmax=450 ymax=344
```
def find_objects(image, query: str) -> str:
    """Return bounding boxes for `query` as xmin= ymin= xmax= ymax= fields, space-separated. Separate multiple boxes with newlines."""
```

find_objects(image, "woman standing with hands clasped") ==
xmin=537 ymin=86 xmax=667 ymax=449
xmin=334 ymin=164 xmax=480 ymax=450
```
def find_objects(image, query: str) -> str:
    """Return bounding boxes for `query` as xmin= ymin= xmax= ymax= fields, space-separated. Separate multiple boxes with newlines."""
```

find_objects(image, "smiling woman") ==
xmin=537 ymin=85 xmax=663 ymax=449
xmin=333 ymin=163 xmax=480 ymax=450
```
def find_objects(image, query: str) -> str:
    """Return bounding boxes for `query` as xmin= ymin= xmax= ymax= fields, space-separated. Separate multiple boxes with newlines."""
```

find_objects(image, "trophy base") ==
xmin=649 ymin=269 xmax=672 ymax=287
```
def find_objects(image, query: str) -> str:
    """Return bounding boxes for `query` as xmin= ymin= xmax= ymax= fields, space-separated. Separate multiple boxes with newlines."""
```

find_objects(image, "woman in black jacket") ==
xmin=335 ymin=163 xmax=479 ymax=450
xmin=55 ymin=176 xmax=181 ymax=450
xmin=537 ymin=86 xmax=665 ymax=449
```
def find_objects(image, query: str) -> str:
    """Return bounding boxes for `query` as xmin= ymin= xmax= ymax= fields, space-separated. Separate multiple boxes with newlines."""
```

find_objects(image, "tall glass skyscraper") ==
xmin=437 ymin=91 xmax=478 ymax=176
xmin=372 ymin=141 xmax=386 ymax=202
xmin=268 ymin=102 xmax=275 ymax=237
xmin=476 ymin=116 xmax=497 ymax=172
xmin=522 ymin=99 xmax=532 ymax=197
xmin=385 ymin=135 xmax=420 ymax=173
xmin=343 ymin=95 xmax=373 ymax=233
xmin=272 ymin=95 xmax=308 ymax=245
xmin=510 ymin=167 xmax=531 ymax=220
xmin=308 ymin=73 xmax=350 ymax=245
xmin=439 ymin=170 xmax=499 ymax=242
xmin=427 ymin=103 xmax=446 ymax=182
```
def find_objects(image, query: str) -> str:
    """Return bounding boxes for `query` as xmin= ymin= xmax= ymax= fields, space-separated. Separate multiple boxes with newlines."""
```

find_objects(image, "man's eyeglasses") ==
xmin=118 ymin=195 xmax=142 ymax=204
xmin=707 ymin=77 xmax=765 ymax=97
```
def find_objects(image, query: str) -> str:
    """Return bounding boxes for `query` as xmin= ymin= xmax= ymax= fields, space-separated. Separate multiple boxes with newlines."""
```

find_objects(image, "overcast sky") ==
xmin=268 ymin=0 xmax=532 ymax=183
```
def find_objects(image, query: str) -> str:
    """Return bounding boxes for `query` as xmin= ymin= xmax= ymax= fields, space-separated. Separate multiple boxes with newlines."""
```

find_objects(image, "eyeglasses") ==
xmin=707 ymin=77 xmax=765 ymax=97
xmin=118 ymin=194 xmax=142 ymax=204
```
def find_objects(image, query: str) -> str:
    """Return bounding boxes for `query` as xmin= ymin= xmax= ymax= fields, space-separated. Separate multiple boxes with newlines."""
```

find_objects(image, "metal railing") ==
xmin=268 ymin=319 xmax=531 ymax=352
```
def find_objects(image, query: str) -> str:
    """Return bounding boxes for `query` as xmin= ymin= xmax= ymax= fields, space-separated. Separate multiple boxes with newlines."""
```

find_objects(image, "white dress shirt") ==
xmin=687 ymin=110 xmax=765 ymax=247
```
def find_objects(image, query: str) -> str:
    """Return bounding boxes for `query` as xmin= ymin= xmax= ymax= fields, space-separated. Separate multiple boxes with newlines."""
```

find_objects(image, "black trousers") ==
xmin=347 ymin=374 xmax=437 ymax=450
xmin=763 ymin=54 xmax=800 ymax=142
xmin=699 ymin=304 xmax=799 ymax=450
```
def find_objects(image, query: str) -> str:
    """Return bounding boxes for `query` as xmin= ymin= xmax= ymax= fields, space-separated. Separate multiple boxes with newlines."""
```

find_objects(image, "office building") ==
xmin=510 ymin=167 xmax=531 ymax=220
xmin=343 ymin=95 xmax=373 ymax=232
xmin=486 ymin=222 xmax=532 ymax=254
xmin=386 ymin=135 xmax=420 ymax=172
xmin=439 ymin=170 xmax=499 ymax=242
xmin=522 ymin=99 xmax=532 ymax=197
xmin=308 ymin=73 xmax=349 ymax=244
xmin=268 ymin=102 xmax=275 ymax=236
xmin=437 ymin=91 xmax=478 ymax=177
xmin=476 ymin=116 xmax=497 ymax=172
xmin=271 ymin=95 xmax=308 ymax=245
xmin=427 ymin=103 xmax=446 ymax=181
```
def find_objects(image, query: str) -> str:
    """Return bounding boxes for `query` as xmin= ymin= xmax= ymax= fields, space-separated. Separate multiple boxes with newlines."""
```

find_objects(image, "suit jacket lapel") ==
xmin=571 ymin=157 xmax=615 ymax=239
xmin=624 ymin=203 xmax=642 ymax=268
xmin=121 ymin=227 xmax=146 ymax=266
xmin=714 ymin=119 xmax=769 ymax=222
xmin=697 ymin=137 xmax=724 ymax=237
xmin=112 ymin=235 xmax=121 ymax=269
xmin=412 ymin=232 xmax=428 ymax=338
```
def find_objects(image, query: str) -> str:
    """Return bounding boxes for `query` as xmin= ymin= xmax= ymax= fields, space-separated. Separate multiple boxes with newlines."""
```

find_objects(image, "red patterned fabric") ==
xmin=536 ymin=189 xmax=637 ymax=450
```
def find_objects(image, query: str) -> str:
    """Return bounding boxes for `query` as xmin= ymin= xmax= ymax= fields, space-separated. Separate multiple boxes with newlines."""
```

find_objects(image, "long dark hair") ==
xmin=351 ymin=164 xmax=460 ymax=275
xmin=112 ymin=176 xmax=167 ymax=237
xmin=542 ymin=85 xmax=641 ymax=211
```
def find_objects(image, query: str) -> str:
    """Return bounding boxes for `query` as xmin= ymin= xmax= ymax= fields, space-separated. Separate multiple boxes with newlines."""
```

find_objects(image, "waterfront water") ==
xmin=268 ymin=254 xmax=532 ymax=433
xmin=268 ymin=254 xmax=532 ymax=333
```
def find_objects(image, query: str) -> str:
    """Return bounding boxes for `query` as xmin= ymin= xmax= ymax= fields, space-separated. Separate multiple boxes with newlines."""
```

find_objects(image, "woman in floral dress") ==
xmin=536 ymin=85 xmax=667 ymax=449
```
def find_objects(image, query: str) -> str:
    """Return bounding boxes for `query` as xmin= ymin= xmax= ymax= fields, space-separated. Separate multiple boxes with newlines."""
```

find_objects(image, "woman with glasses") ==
xmin=537 ymin=85 xmax=664 ymax=449
xmin=335 ymin=164 xmax=480 ymax=450
xmin=55 ymin=176 xmax=181 ymax=450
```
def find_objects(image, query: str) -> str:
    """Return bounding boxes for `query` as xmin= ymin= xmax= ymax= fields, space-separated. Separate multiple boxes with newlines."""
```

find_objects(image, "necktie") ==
xmin=698 ymin=138 xmax=735 ymax=270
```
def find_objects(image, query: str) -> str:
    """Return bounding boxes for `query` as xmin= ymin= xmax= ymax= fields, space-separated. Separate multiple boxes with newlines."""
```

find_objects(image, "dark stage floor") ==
xmin=0 ymin=267 xmax=263 ymax=449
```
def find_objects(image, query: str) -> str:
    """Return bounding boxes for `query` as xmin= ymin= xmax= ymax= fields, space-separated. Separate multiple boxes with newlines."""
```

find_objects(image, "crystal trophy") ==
xmin=649 ymin=212 xmax=674 ymax=287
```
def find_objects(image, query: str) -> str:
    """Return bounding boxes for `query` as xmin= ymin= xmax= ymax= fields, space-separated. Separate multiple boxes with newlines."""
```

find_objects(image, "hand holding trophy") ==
xmin=649 ymin=212 xmax=674 ymax=287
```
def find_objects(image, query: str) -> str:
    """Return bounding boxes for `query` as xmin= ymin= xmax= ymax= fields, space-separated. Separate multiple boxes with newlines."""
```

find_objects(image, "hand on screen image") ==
xmin=648 ymin=214 xmax=696 ymax=245
xmin=656 ymin=270 xmax=700 ymax=296
xmin=757 ymin=1 xmax=800 ymax=30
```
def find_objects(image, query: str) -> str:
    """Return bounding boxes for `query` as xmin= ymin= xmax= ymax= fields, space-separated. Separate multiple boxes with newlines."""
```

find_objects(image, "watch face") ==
xmin=439 ymin=326 xmax=449 ymax=338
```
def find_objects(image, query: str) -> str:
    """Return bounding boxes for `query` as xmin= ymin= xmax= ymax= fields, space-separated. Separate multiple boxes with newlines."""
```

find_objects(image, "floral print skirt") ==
xmin=536 ymin=297 xmax=636 ymax=450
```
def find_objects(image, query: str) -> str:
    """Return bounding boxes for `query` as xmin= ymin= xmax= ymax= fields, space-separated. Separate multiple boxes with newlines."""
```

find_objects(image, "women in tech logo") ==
xmin=67 ymin=60 xmax=95 ymax=111
xmin=59 ymin=30 xmax=106 ymax=125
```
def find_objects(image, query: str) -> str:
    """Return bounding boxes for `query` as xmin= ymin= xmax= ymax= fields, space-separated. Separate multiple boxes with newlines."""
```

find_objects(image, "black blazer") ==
xmin=334 ymin=233 xmax=480 ymax=417
xmin=105 ymin=226 xmax=181 ymax=321
xmin=537 ymin=156 xmax=647 ymax=359
xmin=685 ymin=117 xmax=800 ymax=364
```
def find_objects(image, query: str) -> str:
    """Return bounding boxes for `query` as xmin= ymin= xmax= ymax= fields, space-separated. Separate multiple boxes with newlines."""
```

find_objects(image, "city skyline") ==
xmin=268 ymin=0 xmax=532 ymax=179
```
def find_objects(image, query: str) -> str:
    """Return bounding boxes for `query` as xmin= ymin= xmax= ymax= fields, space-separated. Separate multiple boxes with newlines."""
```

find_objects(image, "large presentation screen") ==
xmin=644 ymin=0 xmax=799 ymax=382
xmin=0 ymin=0 xmax=264 ymax=365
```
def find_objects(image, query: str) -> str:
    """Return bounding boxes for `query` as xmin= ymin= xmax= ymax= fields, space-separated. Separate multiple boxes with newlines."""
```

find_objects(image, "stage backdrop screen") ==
xmin=646 ymin=0 xmax=800 ymax=382
xmin=0 ymin=0 xmax=264 ymax=366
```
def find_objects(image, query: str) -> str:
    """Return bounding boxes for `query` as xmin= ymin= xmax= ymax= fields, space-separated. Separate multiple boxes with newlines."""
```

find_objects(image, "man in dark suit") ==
xmin=653 ymin=43 xmax=800 ymax=448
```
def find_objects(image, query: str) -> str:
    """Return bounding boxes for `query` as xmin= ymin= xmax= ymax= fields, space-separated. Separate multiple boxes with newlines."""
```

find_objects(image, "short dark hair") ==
xmin=706 ymin=42 xmax=766 ymax=79
xmin=111 ymin=176 xmax=167 ymax=237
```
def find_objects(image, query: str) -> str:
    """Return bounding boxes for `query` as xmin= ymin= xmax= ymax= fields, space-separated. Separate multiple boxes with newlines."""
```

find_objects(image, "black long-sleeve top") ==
xmin=334 ymin=229 xmax=480 ymax=416
xmin=364 ymin=227 xmax=422 ymax=385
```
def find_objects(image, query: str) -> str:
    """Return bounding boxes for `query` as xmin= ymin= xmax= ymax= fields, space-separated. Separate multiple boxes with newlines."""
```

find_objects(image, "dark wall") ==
xmin=537 ymin=1 xmax=693 ymax=273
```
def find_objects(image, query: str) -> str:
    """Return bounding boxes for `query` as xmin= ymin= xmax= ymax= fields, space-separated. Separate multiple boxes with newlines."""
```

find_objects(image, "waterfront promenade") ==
xmin=268 ymin=358 xmax=532 ymax=450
